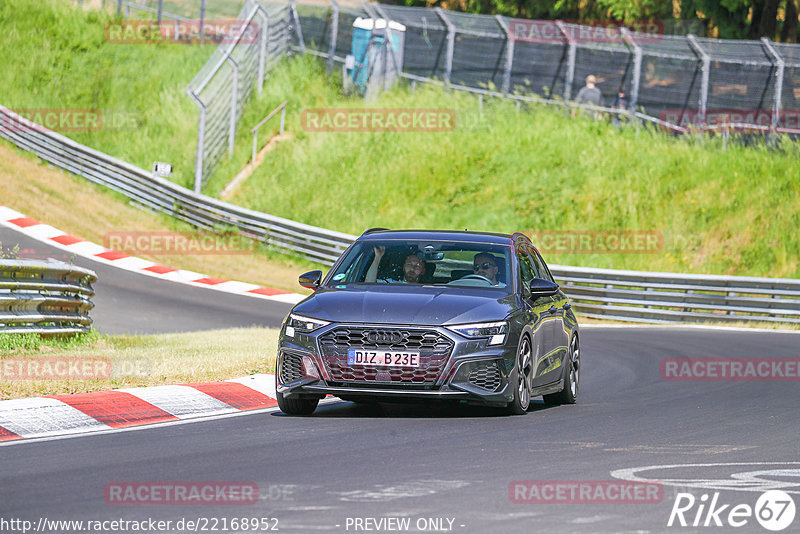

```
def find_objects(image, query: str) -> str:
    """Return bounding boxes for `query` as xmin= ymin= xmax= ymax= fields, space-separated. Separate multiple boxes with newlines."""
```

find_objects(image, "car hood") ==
xmin=292 ymin=286 xmax=516 ymax=326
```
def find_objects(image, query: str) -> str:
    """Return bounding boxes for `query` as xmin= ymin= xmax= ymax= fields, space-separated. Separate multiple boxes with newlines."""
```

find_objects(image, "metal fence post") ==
xmin=687 ymin=34 xmax=709 ymax=125
xmin=225 ymin=54 xmax=240 ymax=157
xmin=257 ymin=8 xmax=269 ymax=94
xmin=761 ymin=37 xmax=785 ymax=131
xmin=328 ymin=0 xmax=339 ymax=73
xmin=200 ymin=0 xmax=206 ymax=43
xmin=495 ymin=15 xmax=514 ymax=96
xmin=373 ymin=4 xmax=402 ymax=84
xmin=187 ymin=90 xmax=206 ymax=193
xmin=290 ymin=0 xmax=306 ymax=51
xmin=555 ymin=20 xmax=576 ymax=101
xmin=620 ymin=27 xmax=641 ymax=114
xmin=157 ymin=0 xmax=163 ymax=25
xmin=434 ymin=8 xmax=455 ymax=86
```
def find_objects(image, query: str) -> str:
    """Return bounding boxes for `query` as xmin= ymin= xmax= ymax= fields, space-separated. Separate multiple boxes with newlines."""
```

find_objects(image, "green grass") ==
xmin=0 ymin=0 xmax=213 ymax=188
xmin=0 ymin=327 xmax=279 ymax=400
xmin=206 ymin=55 xmax=800 ymax=278
xmin=0 ymin=330 xmax=99 ymax=352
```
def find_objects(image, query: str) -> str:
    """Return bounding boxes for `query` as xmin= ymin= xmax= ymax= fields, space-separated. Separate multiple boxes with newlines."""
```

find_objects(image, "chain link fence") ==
xmin=185 ymin=0 xmax=292 ymax=191
xmin=294 ymin=1 xmax=800 ymax=136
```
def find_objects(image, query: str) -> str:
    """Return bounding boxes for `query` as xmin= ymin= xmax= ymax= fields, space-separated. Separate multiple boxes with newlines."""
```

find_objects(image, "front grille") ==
xmin=319 ymin=327 xmax=454 ymax=384
xmin=280 ymin=352 xmax=304 ymax=384
xmin=467 ymin=361 xmax=501 ymax=392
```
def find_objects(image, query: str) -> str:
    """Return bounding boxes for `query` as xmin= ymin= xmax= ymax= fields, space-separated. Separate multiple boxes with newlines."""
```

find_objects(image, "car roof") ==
xmin=357 ymin=229 xmax=517 ymax=245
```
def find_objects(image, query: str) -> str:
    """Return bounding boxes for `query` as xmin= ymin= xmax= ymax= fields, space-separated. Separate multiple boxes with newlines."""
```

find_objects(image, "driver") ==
xmin=472 ymin=253 xmax=505 ymax=287
xmin=366 ymin=246 xmax=426 ymax=284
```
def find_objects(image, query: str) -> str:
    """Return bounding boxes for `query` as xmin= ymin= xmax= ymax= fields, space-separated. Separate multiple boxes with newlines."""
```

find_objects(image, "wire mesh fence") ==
xmin=293 ymin=1 xmax=800 ymax=137
xmin=185 ymin=0 xmax=291 ymax=191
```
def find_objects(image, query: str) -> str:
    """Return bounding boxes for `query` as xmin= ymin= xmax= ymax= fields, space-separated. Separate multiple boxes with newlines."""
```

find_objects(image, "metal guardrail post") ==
xmin=434 ymin=8 xmax=455 ymax=86
xmin=328 ymin=0 xmax=339 ymax=73
xmin=620 ymin=27 xmax=642 ymax=114
xmin=761 ymin=37 xmax=785 ymax=131
xmin=495 ymin=15 xmax=514 ymax=96
xmin=555 ymin=21 xmax=576 ymax=101
xmin=687 ymin=34 xmax=709 ymax=125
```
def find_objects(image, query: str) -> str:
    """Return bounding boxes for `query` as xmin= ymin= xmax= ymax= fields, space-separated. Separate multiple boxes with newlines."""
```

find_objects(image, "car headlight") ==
xmin=446 ymin=321 xmax=507 ymax=345
xmin=284 ymin=313 xmax=330 ymax=337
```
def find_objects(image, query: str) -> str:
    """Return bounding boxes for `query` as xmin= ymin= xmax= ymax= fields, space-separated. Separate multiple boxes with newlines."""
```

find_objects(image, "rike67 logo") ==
xmin=668 ymin=490 xmax=796 ymax=530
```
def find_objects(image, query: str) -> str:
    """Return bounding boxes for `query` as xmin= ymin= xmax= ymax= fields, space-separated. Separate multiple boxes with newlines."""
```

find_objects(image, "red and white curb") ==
xmin=0 ymin=205 xmax=305 ymax=304
xmin=0 ymin=374 xmax=278 ymax=442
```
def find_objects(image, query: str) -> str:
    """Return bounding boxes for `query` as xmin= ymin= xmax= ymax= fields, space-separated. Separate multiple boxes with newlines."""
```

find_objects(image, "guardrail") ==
xmin=550 ymin=265 xmax=800 ymax=325
xmin=0 ymin=259 xmax=97 ymax=335
xmin=0 ymin=105 xmax=356 ymax=265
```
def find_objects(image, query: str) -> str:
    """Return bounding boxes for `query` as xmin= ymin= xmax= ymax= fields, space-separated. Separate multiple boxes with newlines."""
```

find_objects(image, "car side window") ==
xmin=518 ymin=252 xmax=536 ymax=286
xmin=532 ymin=250 xmax=554 ymax=282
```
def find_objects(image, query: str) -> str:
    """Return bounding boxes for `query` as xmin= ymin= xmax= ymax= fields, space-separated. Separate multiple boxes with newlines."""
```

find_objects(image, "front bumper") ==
xmin=277 ymin=324 xmax=517 ymax=407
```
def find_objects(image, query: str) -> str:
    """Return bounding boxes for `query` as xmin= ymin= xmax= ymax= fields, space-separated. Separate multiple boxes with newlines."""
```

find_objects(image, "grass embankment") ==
xmin=0 ymin=0 xmax=209 ymax=187
xmin=0 ymin=328 xmax=279 ymax=400
xmin=207 ymin=56 xmax=800 ymax=279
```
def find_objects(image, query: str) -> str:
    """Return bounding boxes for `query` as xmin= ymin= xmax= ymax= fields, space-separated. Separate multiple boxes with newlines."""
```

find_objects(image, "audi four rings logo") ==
xmin=365 ymin=330 xmax=404 ymax=344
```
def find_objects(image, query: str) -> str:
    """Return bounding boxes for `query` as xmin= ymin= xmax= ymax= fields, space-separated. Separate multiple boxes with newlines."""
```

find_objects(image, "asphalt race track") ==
xmin=0 ymin=226 xmax=292 ymax=334
xmin=2 ymin=225 xmax=800 ymax=533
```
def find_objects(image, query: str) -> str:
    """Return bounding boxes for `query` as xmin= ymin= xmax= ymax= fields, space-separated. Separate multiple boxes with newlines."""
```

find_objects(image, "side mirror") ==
xmin=299 ymin=270 xmax=323 ymax=290
xmin=529 ymin=278 xmax=559 ymax=297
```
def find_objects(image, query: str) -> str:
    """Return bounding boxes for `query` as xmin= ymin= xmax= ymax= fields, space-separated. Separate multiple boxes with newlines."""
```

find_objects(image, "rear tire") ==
xmin=276 ymin=391 xmax=319 ymax=415
xmin=543 ymin=334 xmax=579 ymax=405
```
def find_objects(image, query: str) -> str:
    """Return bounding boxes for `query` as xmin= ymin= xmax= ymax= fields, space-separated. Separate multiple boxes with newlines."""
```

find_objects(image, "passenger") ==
xmin=365 ymin=246 xmax=426 ymax=284
xmin=472 ymin=252 xmax=506 ymax=287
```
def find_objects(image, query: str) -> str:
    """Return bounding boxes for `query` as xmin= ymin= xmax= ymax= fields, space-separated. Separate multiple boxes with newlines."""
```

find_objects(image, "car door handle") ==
xmin=548 ymin=306 xmax=558 ymax=314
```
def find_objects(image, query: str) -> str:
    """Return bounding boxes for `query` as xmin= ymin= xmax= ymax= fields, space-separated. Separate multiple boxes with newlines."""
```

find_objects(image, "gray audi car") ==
xmin=275 ymin=229 xmax=579 ymax=415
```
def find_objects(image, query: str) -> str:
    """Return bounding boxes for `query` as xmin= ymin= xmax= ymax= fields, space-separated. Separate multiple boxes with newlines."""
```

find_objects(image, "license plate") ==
xmin=347 ymin=349 xmax=420 ymax=367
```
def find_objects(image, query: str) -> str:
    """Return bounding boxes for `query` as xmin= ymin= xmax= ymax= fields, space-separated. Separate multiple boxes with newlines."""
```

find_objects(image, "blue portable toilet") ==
xmin=350 ymin=18 xmax=406 ymax=94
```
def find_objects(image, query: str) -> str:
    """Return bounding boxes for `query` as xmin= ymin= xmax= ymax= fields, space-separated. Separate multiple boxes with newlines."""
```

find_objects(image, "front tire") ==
xmin=505 ymin=335 xmax=533 ymax=415
xmin=543 ymin=334 xmax=579 ymax=405
xmin=276 ymin=390 xmax=319 ymax=415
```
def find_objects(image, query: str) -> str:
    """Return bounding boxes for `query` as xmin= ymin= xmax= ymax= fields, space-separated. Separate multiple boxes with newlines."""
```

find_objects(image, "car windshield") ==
xmin=328 ymin=240 xmax=512 ymax=290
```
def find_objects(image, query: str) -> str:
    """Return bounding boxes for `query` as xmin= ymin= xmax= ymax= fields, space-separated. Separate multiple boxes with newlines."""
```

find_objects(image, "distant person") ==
xmin=573 ymin=74 xmax=602 ymax=118
xmin=365 ymin=246 xmax=426 ymax=284
xmin=611 ymin=87 xmax=628 ymax=129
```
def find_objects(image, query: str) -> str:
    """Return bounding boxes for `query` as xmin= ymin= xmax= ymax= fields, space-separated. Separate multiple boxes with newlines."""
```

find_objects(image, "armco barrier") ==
xmin=2 ymin=106 xmax=800 ymax=325
xmin=550 ymin=265 xmax=800 ymax=324
xmin=0 ymin=259 xmax=97 ymax=334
